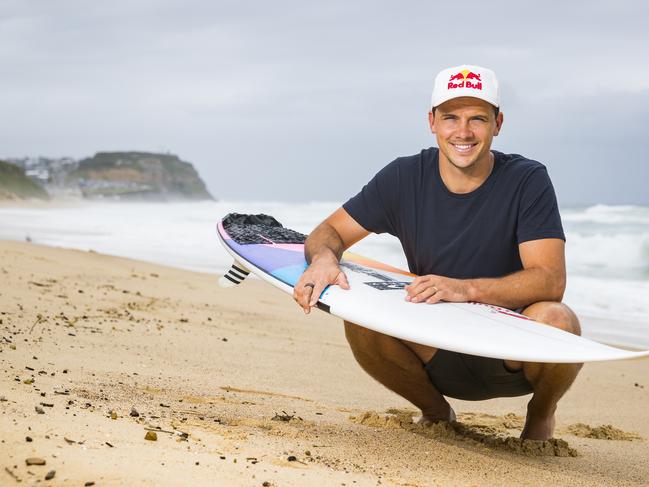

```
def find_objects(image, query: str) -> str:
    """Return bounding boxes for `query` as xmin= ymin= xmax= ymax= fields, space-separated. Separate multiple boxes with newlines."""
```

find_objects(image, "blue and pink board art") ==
xmin=217 ymin=214 xmax=411 ymax=290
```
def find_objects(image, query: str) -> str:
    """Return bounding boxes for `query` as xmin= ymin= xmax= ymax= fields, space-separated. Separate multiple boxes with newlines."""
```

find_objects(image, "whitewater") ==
xmin=1 ymin=201 xmax=647 ymax=349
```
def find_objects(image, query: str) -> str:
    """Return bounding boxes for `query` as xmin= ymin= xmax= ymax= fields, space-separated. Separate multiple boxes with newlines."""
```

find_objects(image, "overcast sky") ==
xmin=1 ymin=0 xmax=648 ymax=205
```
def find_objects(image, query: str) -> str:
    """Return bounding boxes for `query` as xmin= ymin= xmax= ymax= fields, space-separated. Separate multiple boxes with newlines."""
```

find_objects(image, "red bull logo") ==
xmin=448 ymin=69 xmax=482 ymax=90
xmin=469 ymin=302 xmax=531 ymax=320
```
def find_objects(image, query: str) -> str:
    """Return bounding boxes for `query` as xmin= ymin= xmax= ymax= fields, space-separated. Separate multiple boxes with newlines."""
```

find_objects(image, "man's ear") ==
xmin=428 ymin=111 xmax=436 ymax=134
xmin=494 ymin=111 xmax=504 ymax=136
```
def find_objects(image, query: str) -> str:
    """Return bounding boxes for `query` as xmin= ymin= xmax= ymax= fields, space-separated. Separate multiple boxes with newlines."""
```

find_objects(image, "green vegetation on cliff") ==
xmin=0 ymin=160 xmax=49 ymax=200
xmin=69 ymin=152 xmax=213 ymax=200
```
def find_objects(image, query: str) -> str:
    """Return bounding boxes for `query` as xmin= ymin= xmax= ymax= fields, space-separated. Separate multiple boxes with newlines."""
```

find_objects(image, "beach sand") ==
xmin=1 ymin=240 xmax=648 ymax=486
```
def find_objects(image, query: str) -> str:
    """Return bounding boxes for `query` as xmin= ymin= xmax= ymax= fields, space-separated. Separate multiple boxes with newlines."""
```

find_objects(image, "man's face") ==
xmin=428 ymin=97 xmax=504 ymax=171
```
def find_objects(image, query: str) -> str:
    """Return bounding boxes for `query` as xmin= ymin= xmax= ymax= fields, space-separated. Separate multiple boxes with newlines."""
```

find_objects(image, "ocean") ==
xmin=1 ymin=201 xmax=647 ymax=349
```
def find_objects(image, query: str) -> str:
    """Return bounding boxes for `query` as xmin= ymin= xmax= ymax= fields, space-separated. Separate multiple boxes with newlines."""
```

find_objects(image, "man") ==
xmin=293 ymin=65 xmax=582 ymax=441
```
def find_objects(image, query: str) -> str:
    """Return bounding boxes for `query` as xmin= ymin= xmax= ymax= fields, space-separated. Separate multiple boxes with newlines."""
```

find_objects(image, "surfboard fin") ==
xmin=219 ymin=261 xmax=251 ymax=287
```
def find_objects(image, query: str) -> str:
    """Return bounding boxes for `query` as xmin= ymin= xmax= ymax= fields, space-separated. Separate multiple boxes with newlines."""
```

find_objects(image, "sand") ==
xmin=1 ymin=240 xmax=648 ymax=486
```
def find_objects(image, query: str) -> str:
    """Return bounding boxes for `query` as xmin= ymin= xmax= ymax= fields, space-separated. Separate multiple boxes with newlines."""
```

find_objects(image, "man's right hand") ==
xmin=294 ymin=207 xmax=368 ymax=314
xmin=293 ymin=254 xmax=350 ymax=314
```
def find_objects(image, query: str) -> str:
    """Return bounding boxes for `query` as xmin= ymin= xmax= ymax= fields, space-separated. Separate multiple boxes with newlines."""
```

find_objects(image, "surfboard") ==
xmin=216 ymin=213 xmax=649 ymax=363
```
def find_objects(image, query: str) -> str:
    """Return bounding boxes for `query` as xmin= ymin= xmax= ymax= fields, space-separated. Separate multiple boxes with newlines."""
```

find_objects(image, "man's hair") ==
xmin=432 ymin=106 xmax=500 ymax=117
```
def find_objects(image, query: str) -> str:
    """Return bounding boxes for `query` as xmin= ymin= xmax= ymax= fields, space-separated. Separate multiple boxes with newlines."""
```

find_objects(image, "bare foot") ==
xmin=418 ymin=405 xmax=456 ymax=426
xmin=521 ymin=406 xmax=556 ymax=440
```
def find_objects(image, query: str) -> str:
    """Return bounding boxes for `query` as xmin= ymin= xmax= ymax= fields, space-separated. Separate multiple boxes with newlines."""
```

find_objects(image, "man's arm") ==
xmin=405 ymin=238 xmax=566 ymax=309
xmin=294 ymin=208 xmax=370 ymax=313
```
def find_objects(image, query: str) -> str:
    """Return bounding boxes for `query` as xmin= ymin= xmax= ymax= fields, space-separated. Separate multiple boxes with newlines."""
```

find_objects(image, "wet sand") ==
xmin=1 ymin=240 xmax=648 ymax=486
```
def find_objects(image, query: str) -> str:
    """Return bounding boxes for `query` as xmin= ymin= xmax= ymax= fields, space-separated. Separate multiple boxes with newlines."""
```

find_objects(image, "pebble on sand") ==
xmin=45 ymin=470 xmax=56 ymax=480
xmin=145 ymin=431 xmax=158 ymax=441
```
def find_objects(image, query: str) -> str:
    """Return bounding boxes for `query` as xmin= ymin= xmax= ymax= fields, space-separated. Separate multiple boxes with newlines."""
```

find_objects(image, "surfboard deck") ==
xmin=216 ymin=213 xmax=649 ymax=363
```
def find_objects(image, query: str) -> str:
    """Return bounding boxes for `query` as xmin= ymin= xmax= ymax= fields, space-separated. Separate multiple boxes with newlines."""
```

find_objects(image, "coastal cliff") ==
xmin=0 ymin=160 xmax=49 ymax=200
xmin=69 ymin=152 xmax=214 ymax=200
xmin=2 ymin=152 xmax=214 ymax=201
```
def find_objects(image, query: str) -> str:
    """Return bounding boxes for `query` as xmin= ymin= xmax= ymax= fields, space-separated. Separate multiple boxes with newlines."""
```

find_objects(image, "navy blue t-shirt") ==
xmin=343 ymin=148 xmax=565 ymax=279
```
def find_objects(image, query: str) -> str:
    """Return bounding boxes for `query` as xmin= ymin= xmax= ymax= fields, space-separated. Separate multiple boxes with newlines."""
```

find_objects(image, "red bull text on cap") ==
xmin=431 ymin=65 xmax=499 ymax=109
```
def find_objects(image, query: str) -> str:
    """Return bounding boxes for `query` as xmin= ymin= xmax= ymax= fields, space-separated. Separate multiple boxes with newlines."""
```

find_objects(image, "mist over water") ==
xmin=1 ymin=201 xmax=647 ymax=348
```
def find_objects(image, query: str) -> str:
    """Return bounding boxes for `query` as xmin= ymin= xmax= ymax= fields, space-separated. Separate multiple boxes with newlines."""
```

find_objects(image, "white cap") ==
xmin=431 ymin=65 xmax=500 ymax=109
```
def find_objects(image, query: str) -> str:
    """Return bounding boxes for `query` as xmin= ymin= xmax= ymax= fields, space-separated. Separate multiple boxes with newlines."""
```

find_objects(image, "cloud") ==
xmin=498 ymin=89 xmax=649 ymax=205
xmin=1 ymin=0 xmax=648 ymax=203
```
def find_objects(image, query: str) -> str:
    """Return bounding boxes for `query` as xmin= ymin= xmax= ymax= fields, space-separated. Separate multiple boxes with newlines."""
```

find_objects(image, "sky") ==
xmin=1 ymin=0 xmax=648 ymax=205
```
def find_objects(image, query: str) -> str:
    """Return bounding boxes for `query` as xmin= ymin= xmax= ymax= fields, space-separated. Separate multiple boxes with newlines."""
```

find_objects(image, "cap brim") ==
xmin=432 ymin=90 xmax=499 ymax=109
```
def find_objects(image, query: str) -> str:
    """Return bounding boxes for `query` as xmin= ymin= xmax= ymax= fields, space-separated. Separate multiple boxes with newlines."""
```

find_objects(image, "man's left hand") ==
xmin=404 ymin=275 xmax=473 ymax=304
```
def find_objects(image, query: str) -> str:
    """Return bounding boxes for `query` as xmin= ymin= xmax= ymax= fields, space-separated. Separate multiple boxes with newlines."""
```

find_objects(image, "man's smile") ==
xmin=450 ymin=142 xmax=478 ymax=154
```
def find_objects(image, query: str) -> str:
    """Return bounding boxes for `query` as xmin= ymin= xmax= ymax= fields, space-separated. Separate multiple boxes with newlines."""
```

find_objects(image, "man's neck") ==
xmin=438 ymin=151 xmax=495 ymax=194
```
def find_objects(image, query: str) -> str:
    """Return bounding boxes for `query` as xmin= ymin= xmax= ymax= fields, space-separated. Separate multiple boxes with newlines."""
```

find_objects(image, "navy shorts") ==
xmin=424 ymin=349 xmax=534 ymax=401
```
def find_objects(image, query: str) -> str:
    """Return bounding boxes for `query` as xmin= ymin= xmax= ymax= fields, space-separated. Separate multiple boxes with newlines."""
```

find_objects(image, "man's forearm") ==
xmin=305 ymin=222 xmax=345 ymax=265
xmin=467 ymin=267 xmax=566 ymax=309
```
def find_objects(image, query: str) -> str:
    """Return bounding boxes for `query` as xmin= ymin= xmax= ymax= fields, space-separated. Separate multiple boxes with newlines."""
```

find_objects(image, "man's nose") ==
xmin=455 ymin=120 xmax=473 ymax=139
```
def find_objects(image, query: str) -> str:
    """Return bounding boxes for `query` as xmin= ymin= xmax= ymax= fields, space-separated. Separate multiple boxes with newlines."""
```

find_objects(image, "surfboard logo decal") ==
xmin=364 ymin=281 xmax=410 ymax=291
xmin=339 ymin=262 xmax=396 ymax=282
xmin=469 ymin=302 xmax=531 ymax=320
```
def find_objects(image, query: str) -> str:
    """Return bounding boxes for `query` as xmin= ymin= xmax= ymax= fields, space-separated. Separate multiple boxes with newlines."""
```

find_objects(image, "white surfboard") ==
xmin=217 ymin=213 xmax=649 ymax=363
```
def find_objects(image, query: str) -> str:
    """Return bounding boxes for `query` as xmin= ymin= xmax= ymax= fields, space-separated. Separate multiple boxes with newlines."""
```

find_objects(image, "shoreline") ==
xmin=2 ymin=240 xmax=649 ymax=485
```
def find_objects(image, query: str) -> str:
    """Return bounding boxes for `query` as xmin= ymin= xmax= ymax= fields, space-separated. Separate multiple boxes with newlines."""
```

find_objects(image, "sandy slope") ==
xmin=1 ymin=240 xmax=648 ymax=486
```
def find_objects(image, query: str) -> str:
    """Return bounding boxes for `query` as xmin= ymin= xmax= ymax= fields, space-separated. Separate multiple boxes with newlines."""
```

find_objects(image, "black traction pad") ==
xmin=222 ymin=213 xmax=307 ymax=245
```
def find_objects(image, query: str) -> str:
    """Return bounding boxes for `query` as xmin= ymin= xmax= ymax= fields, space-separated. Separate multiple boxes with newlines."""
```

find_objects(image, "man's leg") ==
xmin=343 ymin=321 xmax=455 ymax=423
xmin=504 ymin=302 xmax=583 ymax=440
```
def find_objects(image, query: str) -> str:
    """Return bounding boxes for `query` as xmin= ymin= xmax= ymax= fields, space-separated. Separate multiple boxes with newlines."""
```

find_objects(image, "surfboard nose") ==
xmin=219 ymin=262 xmax=251 ymax=287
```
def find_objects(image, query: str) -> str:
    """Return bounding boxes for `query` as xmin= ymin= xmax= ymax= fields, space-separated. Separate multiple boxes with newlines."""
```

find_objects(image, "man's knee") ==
xmin=522 ymin=302 xmax=581 ymax=336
